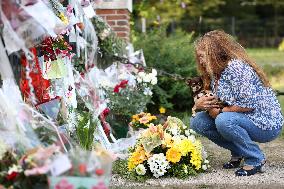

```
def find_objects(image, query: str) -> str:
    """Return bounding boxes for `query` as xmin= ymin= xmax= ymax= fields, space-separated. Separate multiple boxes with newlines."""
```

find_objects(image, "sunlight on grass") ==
xmin=247 ymin=48 xmax=284 ymax=66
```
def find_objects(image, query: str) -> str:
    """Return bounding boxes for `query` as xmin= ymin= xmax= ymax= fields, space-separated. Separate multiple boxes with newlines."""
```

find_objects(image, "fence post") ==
xmin=141 ymin=17 xmax=146 ymax=33
xmin=231 ymin=16 xmax=236 ymax=36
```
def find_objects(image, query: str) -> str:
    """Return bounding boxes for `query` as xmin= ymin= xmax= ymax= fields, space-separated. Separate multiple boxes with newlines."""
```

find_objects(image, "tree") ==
xmin=133 ymin=0 xmax=225 ymax=23
xmin=241 ymin=0 xmax=284 ymax=38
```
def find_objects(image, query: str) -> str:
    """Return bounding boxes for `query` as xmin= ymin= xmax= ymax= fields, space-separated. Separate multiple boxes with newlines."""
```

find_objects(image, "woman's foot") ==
xmin=235 ymin=160 xmax=266 ymax=176
xmin=223 ymin=157 xmax=243 ymax=169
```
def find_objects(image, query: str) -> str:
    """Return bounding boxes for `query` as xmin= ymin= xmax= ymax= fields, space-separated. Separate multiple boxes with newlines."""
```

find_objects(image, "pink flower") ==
xmin=24 ymin=165 xmax=50 ymax=176
xmin=92 ymin=182 xmax=107 ymax=189
xmin=55 ymin=179 xmax=74 ymax=189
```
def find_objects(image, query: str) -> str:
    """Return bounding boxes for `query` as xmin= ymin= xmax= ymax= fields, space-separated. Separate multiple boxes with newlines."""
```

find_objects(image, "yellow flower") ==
xmin=166 ymin=147 xmax=182 ymax=163
xmin=128 ymin=146 xmax=148 ymax=170
xmin=132 ymin=114 xmax=139 ymax=121
xmin=139 ymin=117 xmax=150 ymax=124
xmin=190 ymin=150 xmax=202 ymax=170
xmin=189 ymin=140 xmax=203 ymax=170
xmin=59 ymin=13 xmax=69 ymax=25
xmin=178 ymin=139 xmax=195 ymax=156
xmin=159 ymin=107 xmax=166 ymax=114
xmin=163 ymin=133 xmax=173 ymax=147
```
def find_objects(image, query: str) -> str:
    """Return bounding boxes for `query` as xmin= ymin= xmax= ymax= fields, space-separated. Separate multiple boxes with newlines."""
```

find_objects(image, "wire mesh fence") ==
xmin=134 ymin=16 xmax=284 ymax=48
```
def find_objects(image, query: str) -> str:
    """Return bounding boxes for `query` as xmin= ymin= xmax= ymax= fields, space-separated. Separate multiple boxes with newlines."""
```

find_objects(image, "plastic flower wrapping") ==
xmin=0 ymin=0 xmax=117 ymax=188
xmin=127 ymin=116 xmax=210 ymax=179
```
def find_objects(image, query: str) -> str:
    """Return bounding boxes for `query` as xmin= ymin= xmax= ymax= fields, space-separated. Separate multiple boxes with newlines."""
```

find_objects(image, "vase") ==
xmin=106 ymin=114 xmax=131 ymax=139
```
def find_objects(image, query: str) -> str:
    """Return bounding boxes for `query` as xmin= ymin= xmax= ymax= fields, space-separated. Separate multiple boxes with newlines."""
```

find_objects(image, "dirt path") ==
xmin=110 ymin=137 xmax=284 ymax=189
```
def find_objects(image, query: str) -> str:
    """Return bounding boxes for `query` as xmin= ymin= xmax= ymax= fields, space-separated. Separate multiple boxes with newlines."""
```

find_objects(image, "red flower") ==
xmin=95 ymin=169 xmax=104 ymax=176
xmin=6 ymin=172 xmax=18 ymax=181
xmin=119 ymin=80 xmax=128 ymax=88
xmin=113 ymin=80 xmax=128 ymax=93
xmin=102 ymin=108 xmax=110 ymax=116
xmin=113 ymin=85 xmax=120 ymax=93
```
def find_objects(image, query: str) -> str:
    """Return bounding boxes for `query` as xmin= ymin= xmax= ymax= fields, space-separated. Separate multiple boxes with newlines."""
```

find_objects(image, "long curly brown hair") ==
xmin=194 ymin=30 xmax=270 ymax=90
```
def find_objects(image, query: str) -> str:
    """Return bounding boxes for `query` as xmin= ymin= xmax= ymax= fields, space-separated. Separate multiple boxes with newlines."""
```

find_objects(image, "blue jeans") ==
xmin=190 ymin=111 xmax=282 ymax=166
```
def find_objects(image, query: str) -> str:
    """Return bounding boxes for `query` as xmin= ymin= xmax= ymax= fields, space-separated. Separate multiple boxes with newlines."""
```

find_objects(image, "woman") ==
xmin=190 ymin=30 xmax=283 ymax=176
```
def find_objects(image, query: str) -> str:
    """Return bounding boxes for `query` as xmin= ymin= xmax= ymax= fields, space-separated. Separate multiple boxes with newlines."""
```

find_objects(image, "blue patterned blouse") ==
xmin=212 ymin=59 xmax=284 ymax=130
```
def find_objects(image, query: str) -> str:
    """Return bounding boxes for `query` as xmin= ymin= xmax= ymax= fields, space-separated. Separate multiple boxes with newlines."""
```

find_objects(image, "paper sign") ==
xmin=43 ymin=58 xmax=68 ymax=79
xmin=83 ymin=6 xmax=96 ymax=18
xmin=50 ymin=154 xmax=72 ymax=176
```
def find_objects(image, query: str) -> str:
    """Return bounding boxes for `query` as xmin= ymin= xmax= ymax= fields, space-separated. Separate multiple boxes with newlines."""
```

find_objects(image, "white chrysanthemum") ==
xmin=187 ymin=135 xmax=196 ymax=143
xmin=150 ymin=77 xmax=158 ymax=85
xmin=143 ymin=74 xmax=152 ymax=83
xmin=204 ymin=159 xmax=209 ymax=164
xmin=138 ymin=72 xmax=146 ymax=78
xmin=179 ymin=135 xmax=186 ymax=140
xmin=137 ymin=77 xmax=142 ymax=83
xmin=189 ymin=129 xmax=197 ymax=135
xmin=147 ymin=153 xmax=169 ymax=178
xmin=151 ymin=69 xmax=157 ymax=76
xmin=8 ymin=164 xmax=23 ymax=174
xmin=185 ymin=130 xmax=190 ymax=136
xmin=169 ymin=127 xmax=179 ymax=136
xmin=143 ymin=87 xmax=153 ymax=96
xmin=100 ymin=28 xmax=111 ymax=40
xmin=202 ymin=164 xmax=208 ymax=170
xmin=135 ymin=164 xmax=146 ymax=175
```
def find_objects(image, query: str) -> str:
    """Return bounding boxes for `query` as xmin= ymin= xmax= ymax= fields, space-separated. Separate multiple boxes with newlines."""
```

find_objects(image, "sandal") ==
xmin=235 ymin=161 xmax=266 ymax=176
xmin=223 ymin=157 xmax=243 ymax=169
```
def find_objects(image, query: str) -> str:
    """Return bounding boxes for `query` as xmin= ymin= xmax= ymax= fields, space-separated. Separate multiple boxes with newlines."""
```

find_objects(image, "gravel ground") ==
xmin=110 ymin=137 xmax=284 ymax=189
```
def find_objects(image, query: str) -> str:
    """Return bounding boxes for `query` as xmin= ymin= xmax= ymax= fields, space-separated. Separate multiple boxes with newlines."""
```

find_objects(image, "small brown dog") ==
xmin=186 ymin=77 xmax=228 ymax=117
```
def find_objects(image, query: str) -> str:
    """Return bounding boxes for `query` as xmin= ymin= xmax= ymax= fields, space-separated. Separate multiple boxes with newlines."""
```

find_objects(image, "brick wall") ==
xmin=96 ymin=9 xmax=131 ymax=41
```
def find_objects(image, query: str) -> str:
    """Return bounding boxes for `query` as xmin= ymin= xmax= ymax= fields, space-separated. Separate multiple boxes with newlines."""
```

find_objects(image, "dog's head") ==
xmin=186 ymin=77 xmax=203 ymax=93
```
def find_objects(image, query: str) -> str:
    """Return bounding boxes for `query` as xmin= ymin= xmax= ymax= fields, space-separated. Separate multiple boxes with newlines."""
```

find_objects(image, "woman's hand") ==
xmin=208 ymin=108 xmax=220 ymax=118
xmin=195 ymin=95 xmax=220 ymax=110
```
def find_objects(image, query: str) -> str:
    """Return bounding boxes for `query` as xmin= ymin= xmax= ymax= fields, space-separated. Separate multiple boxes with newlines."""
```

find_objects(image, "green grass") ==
xmin=247 ymin=48 xmax=284 ymax=66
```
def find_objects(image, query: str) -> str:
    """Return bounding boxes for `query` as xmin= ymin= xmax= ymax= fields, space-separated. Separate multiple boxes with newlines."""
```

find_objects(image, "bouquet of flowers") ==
xmin=0 ymin=144 xmax=60 ymax=189
xmin=103 ymin=67 xmax=158 ymax=117
xmin=49 ymin=146 xmax=114 ymax=189
xmin=127 ymin=116 xmax=210 ymax=179
xmin=129 ymin=112 xmax=157 ymax=130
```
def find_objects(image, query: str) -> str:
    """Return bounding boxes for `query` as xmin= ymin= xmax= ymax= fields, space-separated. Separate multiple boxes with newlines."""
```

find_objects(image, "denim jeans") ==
xmin=190 ymin=111 xmax=282 ymax=166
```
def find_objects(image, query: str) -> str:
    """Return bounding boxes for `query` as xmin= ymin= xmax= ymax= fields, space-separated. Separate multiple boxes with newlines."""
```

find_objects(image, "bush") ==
xmin=133 ymin=28 xmax=198 ymax=113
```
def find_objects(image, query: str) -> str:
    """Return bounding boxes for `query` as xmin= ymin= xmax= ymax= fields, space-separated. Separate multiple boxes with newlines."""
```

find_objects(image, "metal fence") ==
xmin=134 ymin=16 xmax=284 ymax=48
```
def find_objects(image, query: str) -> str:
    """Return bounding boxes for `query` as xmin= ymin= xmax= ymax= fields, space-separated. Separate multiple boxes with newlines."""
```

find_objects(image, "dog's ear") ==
xmin=186 ymin=76 xmax=204 ymax=89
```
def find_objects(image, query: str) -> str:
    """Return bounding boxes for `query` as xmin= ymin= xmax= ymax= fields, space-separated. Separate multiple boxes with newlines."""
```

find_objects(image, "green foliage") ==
xmin=112 ymin=159 xmax=150 ymax=182
xmin=91 ymin=16 xmax=127 ymax=68
xmin=75 ymin=111 xmax=98 ymax=150
xmin=134 ymin=0 xmax=225 ymax=22
xmin=133 ymin=28 xmax=198 ymax=112
xmin=105 ymin=85 xmax=152 ymax=117
xmin=168 ymin=163 xmax=198 ymax=179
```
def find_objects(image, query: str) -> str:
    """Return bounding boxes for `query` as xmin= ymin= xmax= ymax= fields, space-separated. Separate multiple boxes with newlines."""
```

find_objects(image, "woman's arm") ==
xmin=223 ymin=105 xmax=253 ymax=113
xmin=208 ymin=105 xmax=253 ymax=118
